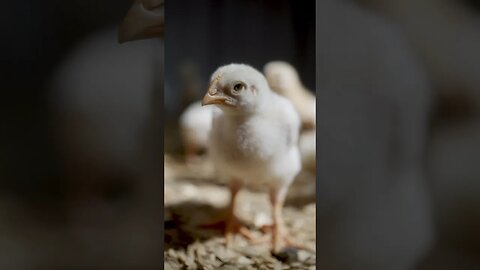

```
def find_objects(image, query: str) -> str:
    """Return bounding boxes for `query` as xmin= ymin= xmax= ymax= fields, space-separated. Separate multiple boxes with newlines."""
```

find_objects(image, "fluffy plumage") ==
xmin=263 ymin=61 xmax=316 ymax=174
xmin=207 ymin=64 xmax=301 ymax=189
xmin=263 ymin=61 xmax=316 ymax=130
xmin=202 ymin=63 xmax=303 ymax=252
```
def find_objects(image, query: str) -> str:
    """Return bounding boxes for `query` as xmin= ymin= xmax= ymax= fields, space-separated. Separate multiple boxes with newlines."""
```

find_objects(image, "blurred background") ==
xmin=317 ymin=0 xmax=480 ymax=269
xmin=1 ymin=0 xmax=163 ymax=268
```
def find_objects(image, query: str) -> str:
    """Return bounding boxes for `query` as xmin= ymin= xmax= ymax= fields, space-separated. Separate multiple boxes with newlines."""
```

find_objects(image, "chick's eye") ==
xmin=232 ymin=83 xmax=245 ymax=93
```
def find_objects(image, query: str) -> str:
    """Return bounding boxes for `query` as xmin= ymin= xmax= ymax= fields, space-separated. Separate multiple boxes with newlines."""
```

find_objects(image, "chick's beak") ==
xmin=118 ymin=0 xmax=164 ymax=43
xmin=201 ymin=82 xmax=234 ymax=106
xmin=202 ymin=91 xmax=229 ymax=106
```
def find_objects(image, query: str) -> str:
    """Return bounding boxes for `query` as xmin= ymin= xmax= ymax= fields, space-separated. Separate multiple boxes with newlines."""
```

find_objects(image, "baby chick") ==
xmin=179 ymin=100 xmax=218 ymax=162
xmin=201 ymin=63 xmax=302 ymax=252
xmin=263 ymin=61 xmax=316 ymax=130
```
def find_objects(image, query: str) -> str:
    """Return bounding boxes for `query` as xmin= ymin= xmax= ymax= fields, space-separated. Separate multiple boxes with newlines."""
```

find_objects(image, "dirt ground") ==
xmin=164 ymin=155 xmax=316 ymax=269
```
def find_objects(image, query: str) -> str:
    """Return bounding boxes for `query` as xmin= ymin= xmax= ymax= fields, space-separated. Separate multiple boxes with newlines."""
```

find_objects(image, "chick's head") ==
xmin=202 ymin=64 xmax=271 ymax=113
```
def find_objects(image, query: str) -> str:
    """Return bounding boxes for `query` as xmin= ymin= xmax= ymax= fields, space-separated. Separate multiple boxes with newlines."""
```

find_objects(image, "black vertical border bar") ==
xmin=159 ymin=0 xmax=167 ymax=266
xmin=314 ymin=0 xmax=320 ymax=265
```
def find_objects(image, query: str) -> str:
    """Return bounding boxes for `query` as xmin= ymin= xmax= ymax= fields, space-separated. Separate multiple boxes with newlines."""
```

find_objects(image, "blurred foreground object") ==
xmin=119 ymin=0 xmax=164 ymax=43
xmin=203 ymin=64 xmax=309 ymax=253
xmin=361 ymin=0 xmax=480 ymax=265
xmin=264 ymin=61 xmax=316 ymax=130
xmin=362 ymin=0 xmax=480 ymax=103
xmin=50 ymin=26 xmax=163 ymax=268
xmin=317 ymin=0 xmax=433 ymax=269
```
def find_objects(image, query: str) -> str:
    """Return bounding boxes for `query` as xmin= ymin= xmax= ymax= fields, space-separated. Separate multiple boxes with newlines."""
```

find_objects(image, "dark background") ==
xmin=1 ymin=0 xmax=131 ymax=202
xmin=0 ymin=1 xmax=165 ymax=268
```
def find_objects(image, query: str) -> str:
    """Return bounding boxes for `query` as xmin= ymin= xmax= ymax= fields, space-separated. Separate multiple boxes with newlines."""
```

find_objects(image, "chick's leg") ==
xmin=198 ymin=179 xmax=255 ymax=246
xmin=270 ymin=186 xmax=289 ymax=252
xmin=224 ymin=179 xmax=255 ymax=247
xmin=269 ymin=186 xmax=311 ymax=252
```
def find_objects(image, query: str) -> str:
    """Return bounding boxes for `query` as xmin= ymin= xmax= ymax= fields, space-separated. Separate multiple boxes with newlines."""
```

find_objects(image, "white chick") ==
xmin=201 ymin=63 xmax=302 ymax=252
xmin=179 ymin=101 xmax=217 ymax=162
xmin=263 ymin=61 xmax=316 ymax=130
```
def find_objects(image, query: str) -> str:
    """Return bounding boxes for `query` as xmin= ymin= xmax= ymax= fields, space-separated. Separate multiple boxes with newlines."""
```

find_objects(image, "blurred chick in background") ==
xmin=179 ymin=101 xmax=218 ymax=162
xmin=176 ymin=61 xmax=218 ymax=163
xmin=48 ymin=0 xmax=164 ymax=267
xmin=263 ymin=61 xmax=316 ymax=173
xmin=316 ymin=0 xmax=433 ymax=269
xmin=359 ymin=0 xmax=480 ymax=267
xmin=264 ymin=61 xmax=316 ymax=130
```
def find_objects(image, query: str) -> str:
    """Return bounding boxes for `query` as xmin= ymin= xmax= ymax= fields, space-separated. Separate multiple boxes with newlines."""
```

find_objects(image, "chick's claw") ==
xmin=260 ymin=223 xmax=314 ymax=252
xmin=198 ymin=216 xmax=256 ymax=246
xmin=272 ymin=229 xmax=312 ymax=253
xmin=224 ymin=217 xmax=256 ymax=247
